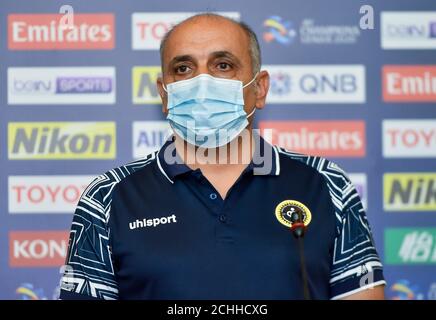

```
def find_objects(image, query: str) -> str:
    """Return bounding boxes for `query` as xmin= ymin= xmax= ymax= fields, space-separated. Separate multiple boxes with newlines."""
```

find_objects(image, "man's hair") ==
xmin=159 ymin=13 xmax=261 ymax=75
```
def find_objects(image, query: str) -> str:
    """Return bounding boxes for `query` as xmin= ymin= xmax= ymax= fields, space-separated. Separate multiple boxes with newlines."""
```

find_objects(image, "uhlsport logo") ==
xmin=381 ymin=11 xmax=436 ymax=49
xmin=263 ymin=16 xmax=297 ymax=45
xmin=265 ymin=65 xmax=365 ymax=103
xmin=259 ymin=120 xmax=366 ymax=157
xmin=385 ymin=228 xmax=436 ymax=265
xmin=8 ymin=122 xmax=116 ymax=160
xmin=389 ymin=280 xmax=424 ymax=300
xmin=8 ymin=67 xmax=116 ymax=104
xmin=8 ymin=14 xmax=114 ymax=50
xmin=129 ymin=214 xmax=177 ymax=230
xmin=132 ymin=12 xmax=240 ymax=50
xmin=132 ymin=66 xmax=161 ymax=104
xmin=383 ymin=65 xmax=436 ymax=102
xmin=9 ymin=231 xmax=69 ymax=267
xmin=384 ymin=173 xmax=436 ymax=211
xmin=8 ymin=175 xmax=94 ymax=214
xmin=132 ymin=121 xmax=171 ymax=158
xmin=383 ymin=120 xmax=436 ymax=158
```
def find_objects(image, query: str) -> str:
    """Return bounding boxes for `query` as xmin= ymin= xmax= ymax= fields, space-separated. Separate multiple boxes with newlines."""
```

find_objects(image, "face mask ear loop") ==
xmin=242 ymin=71 xmax=260 ymax=89
xmin=246 ymin=107 xmax=256 ymax=119
xmin=162 ymin=83 xmax=168 ymax=93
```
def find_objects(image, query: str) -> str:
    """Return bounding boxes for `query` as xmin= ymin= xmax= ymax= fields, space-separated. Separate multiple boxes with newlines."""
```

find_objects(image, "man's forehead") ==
xmin=164 ymin=17 xmax=249 ymax=59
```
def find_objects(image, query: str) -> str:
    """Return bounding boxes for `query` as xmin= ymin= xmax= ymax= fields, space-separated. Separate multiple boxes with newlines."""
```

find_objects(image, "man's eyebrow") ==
xmin=168 ymin=55 xmax=196 ymax=66
xmin=210 ymin=51 xmax=241 ymax=65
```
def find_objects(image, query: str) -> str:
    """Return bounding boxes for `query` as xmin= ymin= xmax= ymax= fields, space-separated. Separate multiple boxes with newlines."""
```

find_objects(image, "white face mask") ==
xmin=163 ymin=73 xmax=258 ymax=148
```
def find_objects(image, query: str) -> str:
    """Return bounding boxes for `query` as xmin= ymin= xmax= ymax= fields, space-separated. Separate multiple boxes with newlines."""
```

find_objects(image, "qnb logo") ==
xmin=383 ymin=66 xmax=436 ymax=102
xmin=129 ymin=214 xmax=177 ymax=230
xmin=384 ymin=173 xmax=436 ymax=211
xmin=298 ymin=73 xmax=359 ymax=94
xmin=8 ymin=122 xmax=116 ymax=160
xmin=8 ymin=14 xmax=114 ymax=50
xmin=265 ymin=65 xmax=365 ymax=104
xmin=9 ymin=231 xmax=69 ymax=267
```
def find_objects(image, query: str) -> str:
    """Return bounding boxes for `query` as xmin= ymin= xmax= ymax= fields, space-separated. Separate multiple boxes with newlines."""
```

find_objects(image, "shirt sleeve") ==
xmin=328 ymin=166 xmax=386 ymax=300
xmin=59 ymin=175 xmax=119 ymax=300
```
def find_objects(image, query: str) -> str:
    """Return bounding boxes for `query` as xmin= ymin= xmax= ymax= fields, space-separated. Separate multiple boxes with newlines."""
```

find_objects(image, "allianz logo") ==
xmin=129 ymin=214 xmax=177 ymax=230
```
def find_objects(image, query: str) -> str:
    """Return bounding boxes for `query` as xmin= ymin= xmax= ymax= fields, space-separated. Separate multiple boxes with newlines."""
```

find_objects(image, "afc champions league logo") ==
xmin=275 ymin=200 xmax=312 ymax=229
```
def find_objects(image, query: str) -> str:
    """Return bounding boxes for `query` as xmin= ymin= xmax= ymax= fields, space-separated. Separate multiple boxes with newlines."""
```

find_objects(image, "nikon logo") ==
xmin=384 ymin=173 xmax=436 ymax=211
xmin=8 ymin=122 xmax=116 ymax=159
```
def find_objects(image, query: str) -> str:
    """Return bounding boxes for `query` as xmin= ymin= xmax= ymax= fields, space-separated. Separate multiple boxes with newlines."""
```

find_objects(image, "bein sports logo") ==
xmin=263 ymin=16 xmax=297 ymax=45
xmin=12 ymin=77 xmax=112 ymax=94
xmin=8 ymin=67 xmax=116 ymax=105
xmin=381 ymin=12 xmax=436 ymax=49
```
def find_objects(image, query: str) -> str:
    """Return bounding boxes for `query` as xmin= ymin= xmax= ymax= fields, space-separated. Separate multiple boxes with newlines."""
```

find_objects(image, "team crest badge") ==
xmin=275 ymin=200 xmax=312 ymax=228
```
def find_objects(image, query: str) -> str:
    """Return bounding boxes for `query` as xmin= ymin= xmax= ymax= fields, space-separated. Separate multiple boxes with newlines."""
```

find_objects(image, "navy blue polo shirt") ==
xmin=60 ymin=136 xmax=385 ymax=300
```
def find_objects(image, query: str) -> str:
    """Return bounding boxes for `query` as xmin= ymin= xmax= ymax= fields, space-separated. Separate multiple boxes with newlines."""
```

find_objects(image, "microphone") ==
xmin=287 ymin=207 xmax=311 ymax=300
xmin=275 ymin=200 xmax=312 ymax=300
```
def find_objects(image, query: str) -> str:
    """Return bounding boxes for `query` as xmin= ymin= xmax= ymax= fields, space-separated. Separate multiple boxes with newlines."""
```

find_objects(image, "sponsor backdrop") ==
xmin=1 ymin=0 xmax=435 ymax=300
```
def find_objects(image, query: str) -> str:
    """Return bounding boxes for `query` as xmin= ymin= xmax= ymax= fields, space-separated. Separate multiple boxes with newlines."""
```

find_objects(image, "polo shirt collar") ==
xmin=156 ymin=134 xmax=280 ymax=184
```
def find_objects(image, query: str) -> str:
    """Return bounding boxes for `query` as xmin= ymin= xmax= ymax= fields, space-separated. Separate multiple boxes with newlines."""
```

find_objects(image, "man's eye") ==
xmin=175 ymin=65 xmax=191 ymax=74
xmin=217 ymin=62 xmax=231 ymax=70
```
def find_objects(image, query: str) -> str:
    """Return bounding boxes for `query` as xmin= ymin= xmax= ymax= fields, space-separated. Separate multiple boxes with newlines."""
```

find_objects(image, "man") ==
xmin=59 ymin=13 xmax=385 ymax=300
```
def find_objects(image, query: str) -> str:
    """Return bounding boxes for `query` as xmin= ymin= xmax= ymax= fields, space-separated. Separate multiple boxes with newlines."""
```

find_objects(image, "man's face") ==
xmin=157 ymin=16 xmax=269 ymax=122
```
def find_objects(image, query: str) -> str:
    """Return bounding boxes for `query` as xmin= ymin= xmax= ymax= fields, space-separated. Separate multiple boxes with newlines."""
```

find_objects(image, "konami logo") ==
xmin=8 ymin=175 xmax=94 ymax=214
xmin=383 ymin=120 xmax=436 ymax=158
xmin=8 ymin=14 xmax=114 ymax=50
xmin=383 ymin=65 xmax=436 ymax=102
xmin=259 ymin=121 xmax=365 ymax=157
xmin=9 ymin=231 xmax=69 ymax=267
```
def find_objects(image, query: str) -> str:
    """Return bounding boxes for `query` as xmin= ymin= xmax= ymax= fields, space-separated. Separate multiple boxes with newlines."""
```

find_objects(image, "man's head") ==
xmin=157 ymin=13 xmax=269 ymax=123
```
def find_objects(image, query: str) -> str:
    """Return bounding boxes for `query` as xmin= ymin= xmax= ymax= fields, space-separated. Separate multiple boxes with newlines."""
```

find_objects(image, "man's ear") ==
xmin=157 ymin=76 xmax=168 ymax=114
xmin=254 ymin=70 xmax=270 ymax=110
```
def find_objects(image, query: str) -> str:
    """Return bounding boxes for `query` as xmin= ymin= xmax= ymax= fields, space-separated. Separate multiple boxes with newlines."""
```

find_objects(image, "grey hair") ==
xmin=159 ymin=13 xmax=261 ymax=76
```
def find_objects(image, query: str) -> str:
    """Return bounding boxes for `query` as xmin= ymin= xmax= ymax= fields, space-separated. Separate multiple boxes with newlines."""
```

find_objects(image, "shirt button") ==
xmin=209 ymin=193 xmax=217 ymax=200
xmin=219 ymin=214 xmax=227 ymax=223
